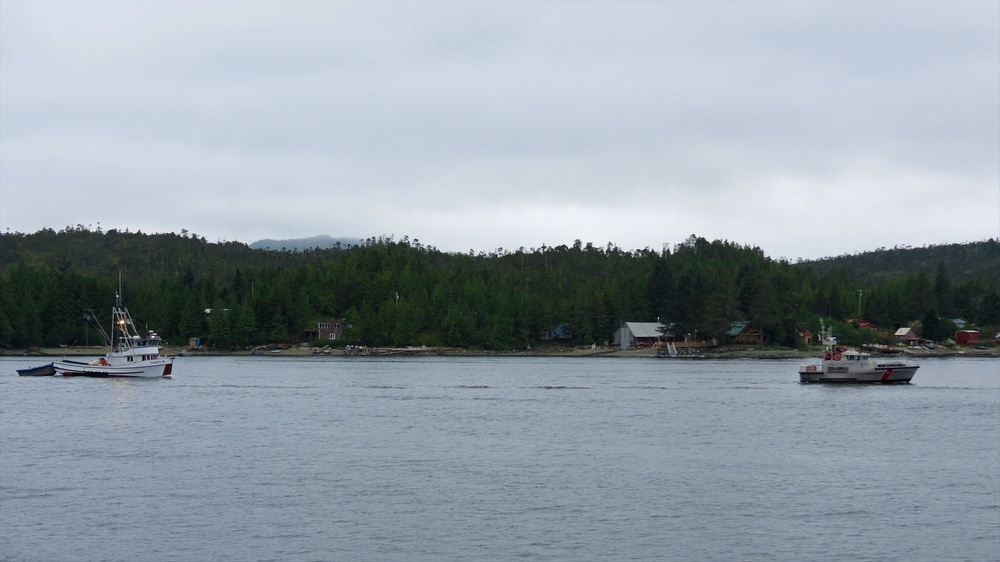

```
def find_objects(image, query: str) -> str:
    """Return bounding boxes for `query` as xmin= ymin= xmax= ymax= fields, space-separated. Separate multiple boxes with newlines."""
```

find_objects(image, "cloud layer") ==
xmin=2 ymin=1 xmax=997 ymax=260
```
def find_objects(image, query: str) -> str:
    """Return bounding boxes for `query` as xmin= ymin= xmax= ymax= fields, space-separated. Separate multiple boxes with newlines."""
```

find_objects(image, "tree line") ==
xmin=1 ymin=228 xmax=997 ymax=350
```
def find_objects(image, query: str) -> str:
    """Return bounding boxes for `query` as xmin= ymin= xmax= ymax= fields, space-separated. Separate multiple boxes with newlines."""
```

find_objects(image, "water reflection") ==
xmin=111 ymin=378 xmax=133 ymax=426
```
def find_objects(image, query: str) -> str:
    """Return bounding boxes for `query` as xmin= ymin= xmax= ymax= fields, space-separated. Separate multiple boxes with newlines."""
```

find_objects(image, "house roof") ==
xmin=727 ymin=321 xmax=750 ymax=336
xmin=622 ymin=322 xmax=664 ymax=338
xmin=894 ymin=327 xmax=914 ymax=336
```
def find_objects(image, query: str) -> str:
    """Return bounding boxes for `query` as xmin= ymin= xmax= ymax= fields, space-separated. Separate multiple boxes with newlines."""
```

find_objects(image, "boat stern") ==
xmin=799 ymin=363 xmax=823 ymax=383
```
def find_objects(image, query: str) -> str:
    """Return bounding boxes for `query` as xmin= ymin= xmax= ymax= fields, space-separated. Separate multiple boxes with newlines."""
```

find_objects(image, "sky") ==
xmin=1 ymin=1 xmax=998 ymax=261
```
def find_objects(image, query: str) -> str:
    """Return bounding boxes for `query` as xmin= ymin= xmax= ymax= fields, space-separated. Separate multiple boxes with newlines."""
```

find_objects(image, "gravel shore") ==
xmin=7 ymin=345 xmax=996 ymax=359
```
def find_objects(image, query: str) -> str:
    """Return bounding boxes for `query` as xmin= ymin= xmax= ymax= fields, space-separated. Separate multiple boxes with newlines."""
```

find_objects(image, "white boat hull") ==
xmin=799 ymin=361 xmax=918 ymax=384
xmin=54 ymin=358 xmax=173 ymax=378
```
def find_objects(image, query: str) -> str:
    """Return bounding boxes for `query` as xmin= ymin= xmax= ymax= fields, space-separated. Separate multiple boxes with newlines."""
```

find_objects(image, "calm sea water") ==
xmin=1 ymin=356 xmax=998 ymax=562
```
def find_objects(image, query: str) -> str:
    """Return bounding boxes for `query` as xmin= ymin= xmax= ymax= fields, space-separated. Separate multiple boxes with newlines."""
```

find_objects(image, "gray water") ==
xmin=1 ymin=356 xmax=997 ymax=562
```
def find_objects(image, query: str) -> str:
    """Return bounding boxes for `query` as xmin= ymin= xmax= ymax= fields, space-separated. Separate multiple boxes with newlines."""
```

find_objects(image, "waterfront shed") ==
xmin=894 ymin=327 xmax=916 ymax=343
xmin=799 ymin=329 xmax=813 ymax=346
xmin=612 ymin=322 xmax=665 ymax=349
xmin=956 ymin=330 xmax=980 ymax=345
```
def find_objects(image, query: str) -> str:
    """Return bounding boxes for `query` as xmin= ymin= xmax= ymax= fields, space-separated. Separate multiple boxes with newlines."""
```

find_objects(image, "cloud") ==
xmin=2 ymin=1 xmax=997 ymax=259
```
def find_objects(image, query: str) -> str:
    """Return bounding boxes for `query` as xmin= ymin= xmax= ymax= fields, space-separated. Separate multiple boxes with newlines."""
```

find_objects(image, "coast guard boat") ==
xmin=799 ymin=321 xmax=918 ymax=384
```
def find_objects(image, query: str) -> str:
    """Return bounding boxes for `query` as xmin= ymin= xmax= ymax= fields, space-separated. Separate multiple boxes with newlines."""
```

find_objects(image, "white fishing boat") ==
xmin=799 ymin=320 xmax=918 ymax=384
xmin=53 ymin=288 xmax=174 ymax=378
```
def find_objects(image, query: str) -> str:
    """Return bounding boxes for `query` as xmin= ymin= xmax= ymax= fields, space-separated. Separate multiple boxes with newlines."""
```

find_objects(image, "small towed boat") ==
xmin=17 ymin=363 xmax=56 ymax=376
xmin=799 ymin=321 xmax=919 ymax=384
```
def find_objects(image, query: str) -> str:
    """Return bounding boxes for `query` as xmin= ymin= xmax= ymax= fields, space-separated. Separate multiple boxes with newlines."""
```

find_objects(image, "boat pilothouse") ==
xmin=111 ymin=307 xmax=165 ymax=362
xmin=799 ymin=320 xmax=918 ymax=384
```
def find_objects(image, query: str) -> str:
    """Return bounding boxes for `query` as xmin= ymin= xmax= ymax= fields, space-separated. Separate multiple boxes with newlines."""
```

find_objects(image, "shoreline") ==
xmin=5 ymin=345 xmax=998 ymax=360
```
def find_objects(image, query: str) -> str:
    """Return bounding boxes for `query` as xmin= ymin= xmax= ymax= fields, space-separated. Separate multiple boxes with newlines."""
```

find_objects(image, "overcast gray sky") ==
xmin=1 ymin=1 xmax=997 ymax=260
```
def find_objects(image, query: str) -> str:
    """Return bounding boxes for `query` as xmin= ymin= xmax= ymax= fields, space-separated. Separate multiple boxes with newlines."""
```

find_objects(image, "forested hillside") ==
xmin=1 ymin=227 xmax=997 ymax=350
xmin=799 ymin=241 xmax=1000 ymax=284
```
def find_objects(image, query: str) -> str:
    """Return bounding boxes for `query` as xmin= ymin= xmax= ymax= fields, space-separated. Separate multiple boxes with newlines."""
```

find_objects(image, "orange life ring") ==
xmin=832 ymin=353 xmax=841 ymax=361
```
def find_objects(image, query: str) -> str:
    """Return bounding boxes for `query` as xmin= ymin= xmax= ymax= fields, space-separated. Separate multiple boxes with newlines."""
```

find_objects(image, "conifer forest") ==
xmin=1 ymin=228 xmax=997 ymax=350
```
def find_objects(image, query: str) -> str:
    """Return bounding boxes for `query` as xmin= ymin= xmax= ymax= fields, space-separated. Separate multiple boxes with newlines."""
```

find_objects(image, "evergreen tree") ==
xmin=921 ymin=307 xmax=944 ymax=342
xmin=978 ymin=287 xmax=1000 ymax=326
xmin=934 ymin=261 xmax=953 ymax=316
xmin=179 ymin=293 xmax=206 ymax=339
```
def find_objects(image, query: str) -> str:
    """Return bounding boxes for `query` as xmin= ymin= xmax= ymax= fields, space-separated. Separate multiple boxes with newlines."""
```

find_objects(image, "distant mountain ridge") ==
xmin=249 ymin=235 xmax=364 ymax=251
